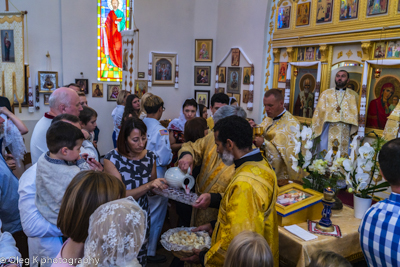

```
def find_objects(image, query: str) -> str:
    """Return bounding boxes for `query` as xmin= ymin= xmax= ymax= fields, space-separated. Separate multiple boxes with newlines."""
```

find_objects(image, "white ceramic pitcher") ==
xmin=164 ymin=167 xmax=195 ymax=194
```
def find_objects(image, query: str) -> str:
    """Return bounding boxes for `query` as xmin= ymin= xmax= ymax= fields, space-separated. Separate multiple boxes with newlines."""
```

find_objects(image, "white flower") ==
xmin=349 ymin=136 xmax=358 ymax=161
xmin=335 ymin=151 xmax=341 ymax=160
xmin=356 ymin=172 xmax=369 ymax=191
xmin=359 ymin=143 xmax=375 ymax=160
xmin=345 ymin=172 xmax=352 ymax=185
xmin=290 ymin=125 xmax=301 ymax=139
xmin=302 ymin=150 xmax=312 ymax=169
xmin=304 ymin=140 xmax=313 ymax=150
xmin=302 ymin=161 xmax=311 ymax=169
xmin=342 ymin=159 xmax=354 ymax=172
xmin=300 ymin=126 xmax=312 ymax=141
xmin=357 ymin=158 xmax=373 ymax=172
xmin=293 ymin=137 xmax=301 ymax=155
xmin=309 ymin=159 xmax=327 ymax=175
xmin=324 ymin=149 xmax=334 ymax=162
xmin=291 ymin=155 xmax=299 ymax=172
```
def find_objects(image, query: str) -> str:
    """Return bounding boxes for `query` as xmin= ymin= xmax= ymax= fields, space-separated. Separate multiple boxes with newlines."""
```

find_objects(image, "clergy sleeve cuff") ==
xmin=209 ymin=193 xmax=222 ymax=209
xmin=179 ymin=151 xmax=192 ymax=160
xmin=199 ymin=249 xmax=208 ymax=266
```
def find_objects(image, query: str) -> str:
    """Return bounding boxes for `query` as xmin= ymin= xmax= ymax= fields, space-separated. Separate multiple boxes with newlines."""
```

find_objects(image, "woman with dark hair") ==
xmin=168 ymin=99 xmax=198 ymax=164
xmin=184 ymin=117 xmax=208 ymax=143
xmin=52 ymin=171 xmax=126 ymax=267
xmin=122 ymin=94 xmax=141 ymax=121
xmin=104 ymin=116 xmax=168 ymax=266
xmin=198 ymin=103 xmax=208 ymax=119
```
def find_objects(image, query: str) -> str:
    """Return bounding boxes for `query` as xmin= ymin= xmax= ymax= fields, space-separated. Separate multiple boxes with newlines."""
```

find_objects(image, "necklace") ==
xmin=335 ymin=89 xmax=346 ymax=113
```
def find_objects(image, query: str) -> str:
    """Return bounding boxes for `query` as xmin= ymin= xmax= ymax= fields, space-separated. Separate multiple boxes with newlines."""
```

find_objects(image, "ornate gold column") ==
xmin=272 ymin=48 xmax=281 ymax=88
xmin=286 ymin=47 xmax=294 ymax=63
xmin=319 ymin=45 xmax=333 ymax=93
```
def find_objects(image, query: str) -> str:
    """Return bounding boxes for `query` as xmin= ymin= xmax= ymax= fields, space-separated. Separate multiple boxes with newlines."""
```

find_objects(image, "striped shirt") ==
xmin=359 ymin=192 xmax=400 ymax=267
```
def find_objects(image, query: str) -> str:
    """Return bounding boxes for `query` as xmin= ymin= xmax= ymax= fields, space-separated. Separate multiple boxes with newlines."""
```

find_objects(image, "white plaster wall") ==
xmin=1 ymin=0 xmax=270 ymax=155
xmin=332 ymin=43 xmax=363 ymax=65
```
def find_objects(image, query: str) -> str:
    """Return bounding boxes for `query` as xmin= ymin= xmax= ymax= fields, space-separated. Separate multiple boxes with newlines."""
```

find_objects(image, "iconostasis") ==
xmin=271 ymin=0 xmax=400 ymax=135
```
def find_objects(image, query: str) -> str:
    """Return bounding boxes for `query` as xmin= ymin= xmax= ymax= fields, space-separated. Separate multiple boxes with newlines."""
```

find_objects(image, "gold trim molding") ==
xmin=337 ymin=51 xmax=343 ymax=59
xmin=361 ymin=42 xmax=372 ymax=62
xmin=273 ymin=48 xmax=281 ymax=63
xmin=0 ymin=15 xmax=23 ymax=23
xmin=346 ymin=50 xmax=353 ymax=58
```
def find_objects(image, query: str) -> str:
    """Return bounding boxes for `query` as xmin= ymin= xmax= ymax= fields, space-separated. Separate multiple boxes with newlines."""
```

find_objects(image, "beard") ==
xmin=335 ymin=79 xmax=348 ymax=88
xmin=219 ymin=150 xmax=234 ymax=166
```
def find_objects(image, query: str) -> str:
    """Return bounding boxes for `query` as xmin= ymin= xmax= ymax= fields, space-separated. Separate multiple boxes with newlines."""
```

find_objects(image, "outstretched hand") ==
xmin=181 ymin=248 xmax=201 ymax=264
xmin=178 ymin=154 xmax=194 ymax=174
xmin=192 ymin=223 xmax=213 ymax=236
xmin=192 ymin=193 xmax=211 ymax=210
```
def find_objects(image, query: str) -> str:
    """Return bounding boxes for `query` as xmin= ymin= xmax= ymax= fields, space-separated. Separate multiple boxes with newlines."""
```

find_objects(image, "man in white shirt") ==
xmin=30 ymin=87 xmax=83 ymax=164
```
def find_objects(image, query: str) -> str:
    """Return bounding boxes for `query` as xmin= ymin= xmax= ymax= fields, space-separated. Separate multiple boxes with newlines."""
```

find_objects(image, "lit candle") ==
xmin=323 ymin=187 xmax=335 ymax=201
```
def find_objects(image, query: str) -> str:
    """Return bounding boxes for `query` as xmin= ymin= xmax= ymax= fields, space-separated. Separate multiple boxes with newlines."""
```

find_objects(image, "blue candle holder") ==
xmin=316 ymin=187 xmax=335 ymax=232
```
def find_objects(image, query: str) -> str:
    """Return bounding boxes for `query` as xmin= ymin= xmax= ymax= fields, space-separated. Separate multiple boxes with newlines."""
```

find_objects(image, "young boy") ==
xmin=35 ymin=121 xmax=95 ymax=225
xmin=79 ymin=106 xmax=99 ymax=161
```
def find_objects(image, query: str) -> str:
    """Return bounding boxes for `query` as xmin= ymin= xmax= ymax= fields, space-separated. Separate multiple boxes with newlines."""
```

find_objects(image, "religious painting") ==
xmin=243 ymin=90 xmax=249 ymax=103
xmin=107 ymin=84 xmax=121 ymax=101
xmin=387 ymin=41 xmax=400 ymax=58
xmin=218 ymin=67 xmax=226 ymax=83
xmin=217 ymin=87 xmax=225 ymax=93
xmin=134 ymin=80 xmax=148 ymax=98
xmin=75 ymin=79 xmax=89 ymax=94
xmin=366 ymin=72 xmax=400 ymax=130
xmin=293 ymin=69 xmax=317 ymax=119
xmin=316 ymin=0 xmax=333 ymax=23
xmin=92 ymin=83 xmax=104 ymax=97
xmin=231 ymin=48 xmax=240 ymax=66
xmin=138 ymin=72 xmax=145 ymax=78
xmin=195 ymin=90 xmax=210 ymax=109
xmin=1 ymin=30 xmax=15 ymax=62
xmin=340 ymin=0 xmax=359 ymax=20
xmin=305 ymin=47 xmax=315 ymax=61
xmin=278 ymin=63 xmax=288 ymax=82
xmin=297 ymin=47 xmax=305 ymax=61
xmin=277 ymin=189 xmax=312 ymax=207
xmin=195 ymin=39 xmax=213 ymax=62
xmin=315 ymin=47 xmax=322 ymax=61
xmin=277 ymin=6 xmax=291 ymax=29
xmin=296 ymin=2 xmax=310 ymax=26
xmin=243 ymin=67 xmax=251 ymax=84
xmin=367 ymin=0 xmax=388 ymax=16
xmin=152 ymin=53 xmax=176 ymax=86
xmin=227 ymin=93 xmax=241 ymax=106
xmin=347 ymin=79 xmax=360 ymax=95
xmin=43 ymin=94 xmax=50 ymax=105
xmin=194 ymin=66 xmax=211 ymax=86
xmin=98 ymin=0 xmax=130 ymax=82
xmin=122 ymin=48 xmax=129 ymax=71
xmin=227 ymin=67 xmax=241 ymax=94
xmin=38 ymin=71 xmax=58 ymax=93
xmin=374 ymin=42 xmax=386 ymax=58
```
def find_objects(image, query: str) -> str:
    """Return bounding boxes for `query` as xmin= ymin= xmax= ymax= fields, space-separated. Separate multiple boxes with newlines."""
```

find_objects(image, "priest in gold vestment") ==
xmin=255 ymin=89 xmax=301 ymax=180
xmin=312 ymin=70 xmax=358 ymax=155
xmin=178 ymin=105 xmax=247 ymax=227
xmin=382 ymin=103 xmax=400 ymax=141
xmin=181 ymin=116 xmax=279 ymax=267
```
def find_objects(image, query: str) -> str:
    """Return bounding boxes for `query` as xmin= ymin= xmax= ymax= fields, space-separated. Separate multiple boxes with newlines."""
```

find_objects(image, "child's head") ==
xmin=309 ymin=251 xmax=351 ymax=267
xmin=46 ymin=121 xmax=84 ymax=161
xmin=223 ymin=231 xmax=273 ymax=267
xmin=57 ymin=171 xmax=126 ymax=243
xmin=393 ymin=95 xmax=399 ymax=105
xmin=79 ymin=106 xmax=98 ymax=132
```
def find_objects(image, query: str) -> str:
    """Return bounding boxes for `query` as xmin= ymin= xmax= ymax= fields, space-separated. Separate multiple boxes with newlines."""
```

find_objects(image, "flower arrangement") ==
xmin=340 ymin=134 xmax=389 ymax=199
xmin=290 ymin=125 xmax=346 ymax=192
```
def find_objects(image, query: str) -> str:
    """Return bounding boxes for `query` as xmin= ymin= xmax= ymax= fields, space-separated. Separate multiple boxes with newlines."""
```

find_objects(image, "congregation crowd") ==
xmin=1 ymin=70 xmax=400 ymax=267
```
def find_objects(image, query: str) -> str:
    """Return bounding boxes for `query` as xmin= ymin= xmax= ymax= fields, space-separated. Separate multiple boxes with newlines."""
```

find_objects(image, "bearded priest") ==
xmin=382 ymin=103 xmax=400 ymax=141
xmin=181 ymin=115 xmax=279 ymax=267
xmin=312 ymin=70 xmax=358 ymax=156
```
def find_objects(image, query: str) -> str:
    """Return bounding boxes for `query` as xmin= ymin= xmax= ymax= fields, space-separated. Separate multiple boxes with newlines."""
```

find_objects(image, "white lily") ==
xmin=357 ymin=158 xmax=373 ymax=172
xmin=359 ymin=143 xmax=375 ymax=160
xmin=300 ymin=126 xmax=313 ymax=141
xmin=290 ymin=125 xmax=301 ymax=139
xmin=291 ymin=155 xmax=299 ymax=172
xmin=304 ymin=140 xmax=313 ymax=150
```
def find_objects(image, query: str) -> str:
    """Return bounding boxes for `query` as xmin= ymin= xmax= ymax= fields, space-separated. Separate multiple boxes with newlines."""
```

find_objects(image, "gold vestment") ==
xmin=207 ymin=116 xmax=214 ymax=130
xmin=178 ymin=131 xmax=234 ymax=227
xmin=205 ymin=159 xmax=279 ymax=267
xmin=260 ymin=111 xmax=301 ymax=180
xmin=382 ymin=103 xmax=400 ymax=141
xmin=312 ymin=88 xmax=358 ymax=155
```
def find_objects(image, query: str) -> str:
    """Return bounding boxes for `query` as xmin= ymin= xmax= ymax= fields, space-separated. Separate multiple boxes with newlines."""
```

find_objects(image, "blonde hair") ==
xmin=309 ymin=251 xmax=352 ymax=267
xmin=144 ymin=95 xmax=164 ymax=114
xmin=223 ymin=231 xmax=273 ymax=267
xmin=117 ymin=90 xmax=131 ymax=105
xmin=139 ymin=92 xmax=153 ymax=115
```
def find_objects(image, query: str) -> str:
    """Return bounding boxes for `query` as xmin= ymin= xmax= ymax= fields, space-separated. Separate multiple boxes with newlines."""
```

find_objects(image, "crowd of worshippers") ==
xmin=1 ymin=70 xmax=400 ymax=267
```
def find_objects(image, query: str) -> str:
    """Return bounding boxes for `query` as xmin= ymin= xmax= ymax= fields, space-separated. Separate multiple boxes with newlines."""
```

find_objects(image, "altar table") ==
xmin=278 ymin=206 xmax=365 ymax=267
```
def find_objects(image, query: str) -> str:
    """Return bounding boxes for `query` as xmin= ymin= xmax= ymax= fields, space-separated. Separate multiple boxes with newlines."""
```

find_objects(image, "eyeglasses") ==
xmin=162 ymin=107 xmax=166 ymax=111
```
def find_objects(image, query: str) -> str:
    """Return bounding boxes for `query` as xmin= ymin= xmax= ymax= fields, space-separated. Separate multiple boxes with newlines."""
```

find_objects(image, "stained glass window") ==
xmin=97 ymin=0 xmax=130 ymax=81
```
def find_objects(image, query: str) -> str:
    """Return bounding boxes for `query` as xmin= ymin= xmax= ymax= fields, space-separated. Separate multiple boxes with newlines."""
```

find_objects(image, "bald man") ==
xmin=30 ymin=87 xmax=83 ymax=164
